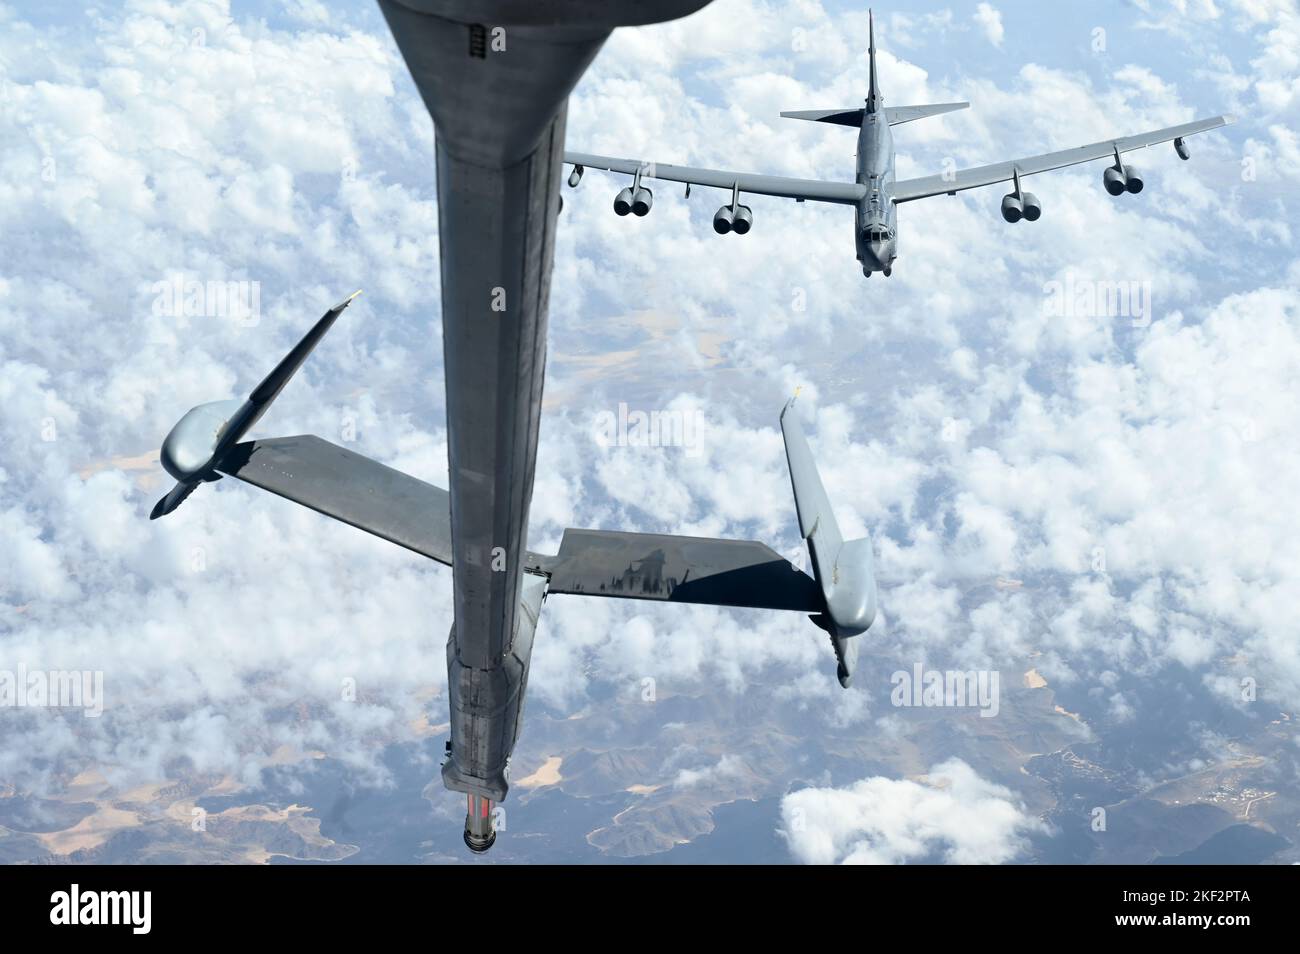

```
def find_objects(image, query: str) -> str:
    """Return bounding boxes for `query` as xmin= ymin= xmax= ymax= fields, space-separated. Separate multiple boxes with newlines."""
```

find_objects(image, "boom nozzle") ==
xmin=463 ymin=794 xmax=496 ymax=853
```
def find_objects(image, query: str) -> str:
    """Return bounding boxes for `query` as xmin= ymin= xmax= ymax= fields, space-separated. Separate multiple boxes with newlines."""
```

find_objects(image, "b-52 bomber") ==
xmin=564 ymin=10 xmax=1234 ymax=276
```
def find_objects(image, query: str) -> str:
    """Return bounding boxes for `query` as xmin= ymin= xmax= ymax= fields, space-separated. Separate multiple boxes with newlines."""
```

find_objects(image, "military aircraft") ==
xmin=564 ymin=10 xmax=1235 ymax=276
xmin=150 ymin=297 xmax=875 ymax=852
xmin=149 ymin=0 xmax=879 ymax=855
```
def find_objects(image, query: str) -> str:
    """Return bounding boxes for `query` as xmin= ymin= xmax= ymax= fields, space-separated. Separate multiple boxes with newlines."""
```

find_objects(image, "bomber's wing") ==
xmin=534 ymin=528 xmax=823 ymax=612
xmin=217 ymin=435 xmax=453 ymax=566
xmin=892 ymin=114 xmax=1234 ymax=203
xmin=565 ymin=150 xmax=865 ymax=205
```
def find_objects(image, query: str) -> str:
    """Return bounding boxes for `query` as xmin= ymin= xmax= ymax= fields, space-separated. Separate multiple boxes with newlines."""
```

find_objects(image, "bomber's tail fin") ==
xmin=866 ymin=9 xmax=881 ymax=114
xmin=883 ymin=102 xmax=969 ymax=125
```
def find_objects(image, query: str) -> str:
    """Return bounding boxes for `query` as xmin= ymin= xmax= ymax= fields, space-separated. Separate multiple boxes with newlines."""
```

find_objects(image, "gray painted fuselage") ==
xmin=854 ymin=107 xmax=898 ymax=275
xmin=378 ymin=0 xmax=713 ymax=850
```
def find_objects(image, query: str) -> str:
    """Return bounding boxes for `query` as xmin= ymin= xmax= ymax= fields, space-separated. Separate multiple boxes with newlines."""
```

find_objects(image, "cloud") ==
xmin=973 ymin=3 xmax=1005 ymax=48
xmin=673 ymin=753 xmax=748 ymax=788
xmin=779 ymin=758 xmax=1046 ymax=864
xmin=1 ymin=0 xmax=1296 ymax=848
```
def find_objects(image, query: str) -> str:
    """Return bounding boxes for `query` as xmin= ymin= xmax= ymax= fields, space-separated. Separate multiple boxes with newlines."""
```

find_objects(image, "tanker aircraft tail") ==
xmin=153 ymin=299 xmax=880 ymax=687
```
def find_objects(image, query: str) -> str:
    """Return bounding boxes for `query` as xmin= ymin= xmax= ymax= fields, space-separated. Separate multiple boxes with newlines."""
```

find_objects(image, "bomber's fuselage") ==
xmin=854 ymin=106 xmax=898 ymax=275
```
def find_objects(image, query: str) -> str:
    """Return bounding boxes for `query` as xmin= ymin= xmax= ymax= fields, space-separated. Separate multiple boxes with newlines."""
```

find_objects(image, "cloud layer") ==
xmin=0 ymin=0 xmax=1295 ymax=862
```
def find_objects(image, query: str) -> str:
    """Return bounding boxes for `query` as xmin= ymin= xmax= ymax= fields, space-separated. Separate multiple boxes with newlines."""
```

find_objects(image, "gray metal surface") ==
xmin=443 ymin=573 xmax=547 ymax=803
xmin=544 ymin=528 xmax=824 ymax=612
xmin=218 ymin=435 xmax=454 ymax=566
xmin=378 ymin=0 xmax=610 ymax=805
xmin=377 ymin=0 xmax=717 ymax=830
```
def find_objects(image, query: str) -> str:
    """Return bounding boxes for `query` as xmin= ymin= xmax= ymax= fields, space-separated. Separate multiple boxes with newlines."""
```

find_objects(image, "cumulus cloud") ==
xmin=779 ymin=758 xmax=1046 ymax=864
xmin=1 ymin=0 xmax=1295 ymax=838
xmin=973 ymin=3 xmax=1005 ymax=48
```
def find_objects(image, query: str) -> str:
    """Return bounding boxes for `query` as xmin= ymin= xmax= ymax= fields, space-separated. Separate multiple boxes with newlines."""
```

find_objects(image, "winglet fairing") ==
xmin=150 ymin=292 xmax=361 ymax=520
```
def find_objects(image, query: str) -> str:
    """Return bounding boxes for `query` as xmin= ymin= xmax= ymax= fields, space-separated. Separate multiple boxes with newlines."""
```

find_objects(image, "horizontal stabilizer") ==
xmin=541 ymin=528 xmax=823 ymax=612
xmin=217 ymin=434 xmax=453 ymax=566
xmin=882 ymin=102 xmax=969 ymax=126
xmin=779 ymin=108 xmax=864 ymax=127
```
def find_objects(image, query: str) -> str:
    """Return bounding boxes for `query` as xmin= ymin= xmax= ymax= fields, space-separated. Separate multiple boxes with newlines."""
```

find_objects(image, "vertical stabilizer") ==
xmin=780 ymin=398 xmax=879 ymax=688
xmin=866 ymin=9 xmax=882 ymax=114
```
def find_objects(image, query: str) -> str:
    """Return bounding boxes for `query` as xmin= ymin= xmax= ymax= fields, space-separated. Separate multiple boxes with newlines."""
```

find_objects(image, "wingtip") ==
xmin=333 ymin=289 xmax=363 ymax=311
xmin=1222 ymin=113 xmax=1237 ymax=125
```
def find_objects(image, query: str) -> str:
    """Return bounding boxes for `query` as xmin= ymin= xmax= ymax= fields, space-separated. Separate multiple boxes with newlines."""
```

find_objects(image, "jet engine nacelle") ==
xmin=713 ymin=205 xmax=734 ymax=234
xmin=1103 ymin=166 xmax=1127 ymax=196
xmin=1021 ymin=192 xmax=1042 ymax=222
xmin=613 ymin=187 xmax=633 ymax=216
xmin=568 ymin=165 xmax=584 ymax=187
xmin=1124 ymin=166 xmax=1144 ymax=193
xmin=731 ymin=204 xmax=753 ymax=234
xmin=1174 ymin=137 xmax=1190 ymax=161
xmin=1001 ymin=193 xmax=1023 ymax=223
xmin=631 ymin=186 xmax=653 ymax=216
